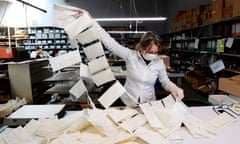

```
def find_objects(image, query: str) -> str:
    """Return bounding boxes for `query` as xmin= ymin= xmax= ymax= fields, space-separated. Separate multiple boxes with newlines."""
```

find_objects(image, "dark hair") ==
xmin=135 ymin=31 xmax=162 ymax=52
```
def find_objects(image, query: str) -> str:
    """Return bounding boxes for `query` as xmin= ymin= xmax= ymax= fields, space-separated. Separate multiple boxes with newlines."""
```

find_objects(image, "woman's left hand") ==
xmin=171 ymin=87 xmax=184 ymax=101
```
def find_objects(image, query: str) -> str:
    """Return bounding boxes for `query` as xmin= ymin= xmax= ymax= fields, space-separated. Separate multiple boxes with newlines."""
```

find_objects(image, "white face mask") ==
xmin=142 ymin=53 xmax=158 ymax=61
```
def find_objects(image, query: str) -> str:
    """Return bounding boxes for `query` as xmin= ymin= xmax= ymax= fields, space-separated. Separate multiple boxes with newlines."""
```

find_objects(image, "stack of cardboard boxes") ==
xmin=172 ymin=0 xmax=240 ymax=32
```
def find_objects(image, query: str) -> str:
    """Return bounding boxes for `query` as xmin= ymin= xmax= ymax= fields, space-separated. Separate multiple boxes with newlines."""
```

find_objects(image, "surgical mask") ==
xmin=142 ymin=53 xmax=158 ymax=61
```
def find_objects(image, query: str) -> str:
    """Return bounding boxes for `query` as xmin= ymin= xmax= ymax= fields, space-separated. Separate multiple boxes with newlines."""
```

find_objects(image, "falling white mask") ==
xmin=142 ymin=53 xmax=158 ymax=61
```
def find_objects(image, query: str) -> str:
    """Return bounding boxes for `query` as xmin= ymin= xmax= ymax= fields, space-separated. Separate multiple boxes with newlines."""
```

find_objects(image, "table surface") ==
xmin=180 ymin=106 xmax=239 ymax=144
xmin=66 ymin=106 xmax=239 ymax=144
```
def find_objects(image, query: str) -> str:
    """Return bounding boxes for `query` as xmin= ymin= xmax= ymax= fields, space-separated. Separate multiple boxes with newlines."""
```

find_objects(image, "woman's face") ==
xmin=143 ymin=43 xmax=159 ymax=54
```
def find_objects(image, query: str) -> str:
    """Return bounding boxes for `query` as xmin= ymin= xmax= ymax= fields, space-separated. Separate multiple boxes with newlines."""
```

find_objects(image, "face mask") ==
xmin=142 ymin=53 xmax=158 ymax=61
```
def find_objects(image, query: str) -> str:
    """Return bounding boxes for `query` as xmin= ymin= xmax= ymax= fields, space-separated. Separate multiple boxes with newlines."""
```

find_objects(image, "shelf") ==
xmin=224 ymin=68 xmax=240 ymax=74
xmin=164 ymin=16 xmax=240 ymax=36
xmin=45 ymin=83 xmax=73 ymax=95
xmin=163 ymin=16 xmax=240 ymax=86
xmin=44 ymin=71 xmax=80 ymax=82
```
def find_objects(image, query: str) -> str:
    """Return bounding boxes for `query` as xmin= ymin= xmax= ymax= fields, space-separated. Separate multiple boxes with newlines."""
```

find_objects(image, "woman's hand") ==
xmin=171 ymin=87 xmax=184 ymax=101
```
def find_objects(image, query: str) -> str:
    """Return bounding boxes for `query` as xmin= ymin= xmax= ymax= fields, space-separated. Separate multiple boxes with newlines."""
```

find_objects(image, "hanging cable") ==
xmin=132 ymin=0 xmax=138 ymax=17
xmin=155 ymin=0 xmax=158 ymax=16
xmin=120 ymin=0 xmax=125 ymax=17
xmin=104 ymin=0 xmax=112 ymax=17
xmin=15 ymin=0 xmax=47 ymax=13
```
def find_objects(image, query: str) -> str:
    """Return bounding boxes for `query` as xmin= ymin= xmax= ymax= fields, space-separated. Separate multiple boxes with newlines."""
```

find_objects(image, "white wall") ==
xmin=1 ymin=0 xmax=68 ymax=27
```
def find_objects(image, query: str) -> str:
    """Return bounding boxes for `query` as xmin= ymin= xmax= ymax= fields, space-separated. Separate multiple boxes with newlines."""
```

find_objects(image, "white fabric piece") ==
xmin=69 ymin=79 xmax=87 ymax=99
xmin=3 ymin=126 xmax=35 ymax=144
xmin=183 ymin=113 xmax=217 ymax=139
xmin=72 ymin=130 xmax=105 ymax=144
xmin=67 ymin=115 xmax=90 ymax=132
xmin=91 ymin=68 xmax=115 ymax=86
xmin=88 ymin=56 xmax=109 ymax=74
xmin=51 ymin=134 xmax=79 ymax=144
xmin=83 ymin=41 xmax=105 ymax=60
xmin=162 ymin=95 xmax=176 ymax=109
xmin=134 ymin=127 xmax=170 ymax=144
xmin=106 ymin=108 xmax=139 ymax=124
xmin=80 ymin=63 xmax=91 ymax=78
xmin=210 ymin=112 xmax=236 ymax=128
xmin=98 ymin=81 xmax=125 ymax=108
xmin=150 ymin=100 xmax=165 ymax=109
xmin=76 ymin=27 xmax=98 ymax=44
xmin=52 ymin=4 xmax=85 ymax=28
xmin=119 ymin=114 xmax=147 ymax=133
xmin=64 ymin=12 xmax=93 ymax=39
xmin=171 ymin=101 xmax=188 ymax=121
xmin=139 ymin=103 xmax=165 ymax=129
xmin=166 ymin=131 xmax=183 ymax=141
xmin=24 ymin=119 xmax=40 ymax=136
xmin=87 ymin=109 xmax=120 ymax=137
xmin=49 ymin=50 xmax=81 ymax=72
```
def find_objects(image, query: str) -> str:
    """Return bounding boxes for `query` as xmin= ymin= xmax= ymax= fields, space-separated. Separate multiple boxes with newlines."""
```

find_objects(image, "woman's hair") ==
xmin=135 ymin=31 xmax=162 ymax=52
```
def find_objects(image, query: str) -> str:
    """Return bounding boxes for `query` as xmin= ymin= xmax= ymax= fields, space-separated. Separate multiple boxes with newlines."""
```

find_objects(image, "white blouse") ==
xmin=93 ymin=22 xmax=178 ymax=106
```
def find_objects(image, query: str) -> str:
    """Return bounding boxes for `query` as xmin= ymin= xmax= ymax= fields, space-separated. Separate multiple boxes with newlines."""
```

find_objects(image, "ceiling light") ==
xmin=95 ymin=17 xmax=167 ymax=22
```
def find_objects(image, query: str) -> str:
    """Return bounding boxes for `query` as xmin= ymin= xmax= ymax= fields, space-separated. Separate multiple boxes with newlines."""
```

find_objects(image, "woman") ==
xmin=92 ymin=21 xmax=184 ymax=106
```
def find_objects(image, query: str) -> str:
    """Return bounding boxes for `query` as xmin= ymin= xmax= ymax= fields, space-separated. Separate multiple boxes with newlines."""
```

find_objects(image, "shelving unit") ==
xmin=162 ymin=16 xmax=240 ymax=94
xmin=17 ymin=26 xmax=75 ymax=56
xmin=0 ymin=26 xmax=75 ymax=59
xmin=8 ymin=59 xmax=52 ymax=104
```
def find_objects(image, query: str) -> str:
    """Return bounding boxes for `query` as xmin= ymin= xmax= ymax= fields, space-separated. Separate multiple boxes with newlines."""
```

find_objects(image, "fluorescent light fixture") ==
xmin=95 ymin=17 xmax=167 ymax=22
xmin=108 ymin=31 xmax=146 ymax=34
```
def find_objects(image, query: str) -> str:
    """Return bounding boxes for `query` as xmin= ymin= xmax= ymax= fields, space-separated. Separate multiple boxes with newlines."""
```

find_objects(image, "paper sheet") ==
xmin=76 ymin=27 xmax=98 ymax=44
xmin=91 ymin=68 xmax=115 ymax=86
xmin=226 ymin=37 xmax=234 ymax=48
xmin=83 ymin=41 xmax=105 ymax=60
xmin=209 ymin=59 xmax=225 ymax=74
xmin=69 ymin=79 xmax=87 ymax=99
xmin=98 ymin=81 xmax=125 ymax=108
xmin=88 ymin=56 xmax=109 ymax=74
xmin=49 ymin=50 xmax=81 ymax=72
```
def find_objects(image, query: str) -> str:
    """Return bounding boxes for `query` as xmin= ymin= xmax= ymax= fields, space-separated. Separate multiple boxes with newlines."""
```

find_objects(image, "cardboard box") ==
xmin=210 ymin=0 xmax=224 ymax=23
xmin=222 ymin=6 xmax=233 ymax=18
xmin=218 ymin=75 xmax=240 ymax=96
xmin=233 ymin=0 xmax=240 ymax=17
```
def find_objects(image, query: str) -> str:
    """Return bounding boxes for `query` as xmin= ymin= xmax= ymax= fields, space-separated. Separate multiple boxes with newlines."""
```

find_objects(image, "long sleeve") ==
xmin=92 ymin=21 xmax=132 ymax=60
xmin=157 ymin=60 xmax=178 ymax=92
